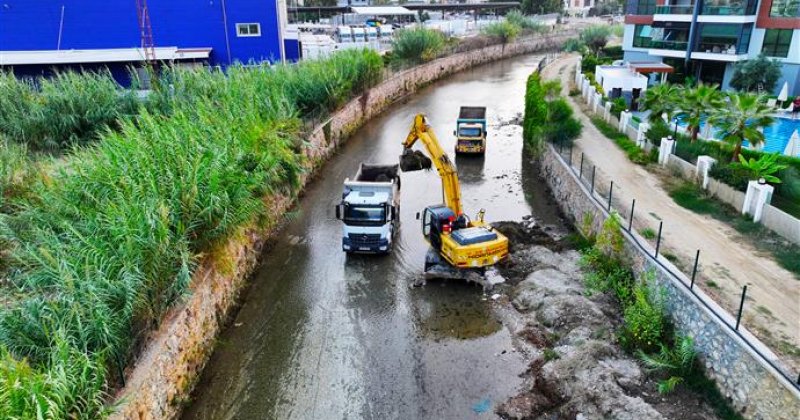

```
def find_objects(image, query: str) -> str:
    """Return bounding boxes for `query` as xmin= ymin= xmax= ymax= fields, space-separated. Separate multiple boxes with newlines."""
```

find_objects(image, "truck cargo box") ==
xmin=458 ymin=106 xmax=486 ymax=120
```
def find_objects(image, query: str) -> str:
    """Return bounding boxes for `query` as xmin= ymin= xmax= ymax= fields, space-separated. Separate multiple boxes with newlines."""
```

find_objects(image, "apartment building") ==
xmin=622 ymin=0 xmax=800 ymax=95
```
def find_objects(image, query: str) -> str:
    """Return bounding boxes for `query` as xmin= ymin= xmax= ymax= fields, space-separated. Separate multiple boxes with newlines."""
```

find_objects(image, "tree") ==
xmin=729 ymin=54 xmax=783 ymax=93
xmin=709 ymin=93 xmax=775 ymax=162
xmin=579 ymin=25 xmax=612 ymax=56
xmin=677 ymin=83 xmax=722 ymax=142
xmin=641 ymin=83 xmax=683 ymax=124
xmin=521 ymin=0 xmax=563 ymax=15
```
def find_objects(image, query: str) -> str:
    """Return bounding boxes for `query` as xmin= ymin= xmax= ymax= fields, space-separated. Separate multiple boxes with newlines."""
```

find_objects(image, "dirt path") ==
xmin=541 ymin=55 xmax=800 ymax=374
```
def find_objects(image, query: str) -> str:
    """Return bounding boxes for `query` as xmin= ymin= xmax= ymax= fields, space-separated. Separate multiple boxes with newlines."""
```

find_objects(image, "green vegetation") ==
xmin=667 ymin=181 xmax=800 ymax=278
xmin=578 ymin=214 xmax=741 ymax=416
xmin=390 ymin=27 xmax=446 ymax=64
xmin=589 ymin=115 xmax=654 ymax=165
xmin=710 ymin=93 xmax=774 ymax=162
xmin=732 ymin=151 xmax=787 ymax=184
xmin=579 ymin=25 xmax=612 ymax=55
xmin=481 ymin=21 xmax=521 ymax=43
xmin=729 ymin=54 xmax=783 ymax=93
xmin=0 ymin=70 xmax=139 ymax=153
xmin=639 ymin=227 xmax=656 ymax=240
xmin=543 ymin=347 xmax=560 ymax=361
xmin=0 ymin=49 xmax=383 ymax=418
xmin=679 ymin=83 xmax=723 ymax=142
xmin=523 ymin=72 xmax=582 ymax=154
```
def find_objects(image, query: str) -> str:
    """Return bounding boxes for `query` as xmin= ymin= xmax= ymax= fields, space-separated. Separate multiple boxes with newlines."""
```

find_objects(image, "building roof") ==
xmin=628 ymin=62 xmax=674 ymax=73
xmin=0 ymin=47 xmax=211 ymax=66
xmin=350 ymin=6 xmax=415 ymax=16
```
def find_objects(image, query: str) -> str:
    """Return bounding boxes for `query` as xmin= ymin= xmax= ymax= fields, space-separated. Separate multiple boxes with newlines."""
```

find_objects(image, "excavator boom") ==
xmin=398 ymin=113 xmax=509 ymax=277
xmin=400 ymin=114 xmax=463 ymax=216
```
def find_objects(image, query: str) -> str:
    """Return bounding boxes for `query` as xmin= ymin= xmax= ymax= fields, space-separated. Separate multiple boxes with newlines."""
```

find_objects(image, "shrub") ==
xmin=579 ymin=25 xmax=612 ymax=55
xmin=622 ymin=275 xmax=666 ymax=352
xmin=729 ymin=54 xmax=782 ymax=93
xmin=505 ymin=10 xmax=546 ymax=33
xmin=590 ymin=116 xmax=654 ymax=165
xmin=610 ymin=97 xmax=627 ymax=117
xmin=638 ymin=335 xmax=697 ymax=394
xmin=602 ymin=45 xmax=624 ymax=60
xmin=564 ymin=38 xmax=586 ymax=53
xmin=481 ymin=21 xmax=521 ymax=43
xmin=0 ymin=70 xmax=139 ymax=152
xmin=523 ymin=72 xmax=548 ymax=152
xmin=391 ymin=27 xmax=446 ymax=64
xmin=645 ymin=120 xmax=672 ymax=146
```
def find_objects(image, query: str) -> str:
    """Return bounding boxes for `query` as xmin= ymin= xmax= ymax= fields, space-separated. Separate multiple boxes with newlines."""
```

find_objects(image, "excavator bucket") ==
xmin=399 ymin=149 xmax=432 ymax=172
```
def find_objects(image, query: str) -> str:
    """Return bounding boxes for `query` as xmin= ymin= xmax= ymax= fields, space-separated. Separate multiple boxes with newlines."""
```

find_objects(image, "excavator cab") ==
xmin=420 ymin=205 xmax=456 ymax=251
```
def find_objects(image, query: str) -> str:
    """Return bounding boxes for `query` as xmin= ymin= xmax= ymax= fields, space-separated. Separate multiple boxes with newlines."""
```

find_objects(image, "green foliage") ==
xmin=505 ymin=10 xmax=546 ymax=33
xmin=481 ymin=21 xmax=521 ymax=43
xmin=729 ymin=54 xmax=783 ymax=93
xmin=564 ymin=38 xmax=586 ymax=54
xmin=610 ymin=97 xmax=627 ymax=117
xmin=523 ymin=72 xmax=582 ymax=153
xmin=521 ymin=0 xmax=563 ymax=14
xmin=602 ymin=45 xmax=624 ymax=59
xmin=543 ymin=347 xmax=560 ymax=361
xmin=0 ymin=70 xmax=139 ymax=152
xmin=733 ymin=153 xmax=788 ymax=184
xmin=590 ymin=116 xmax=654 ymax=165
xmin=678 ymin=83 xmax=723 ymax=141
xmin=0 ymin=49 xmax=383 ymax=417
xmin=596 ymin=211 xmax=625 ymax=258
xmin=638 ymin=335 xmax=697 ymax=394
xmin=580 ymin=246 xmax=635 ymax=304
xmin=645 ymin=119 xmax=672 ymax=146
xmin=642 ymin=83 xmax=682 ymax=124
xmin=579 ymin=25 xmax=612 ymax=55
xmin=391 ymin=27 xmax=446 ymax=64
xmin=709 ymin=92 xmax=774 ymax=162
xmin=622 ymin=276 xmax=666 ymax=352
xmin=639 ymin=227 xmax=656 ymax=240
xmin=0 ymin=138 xmax=35 ymax=211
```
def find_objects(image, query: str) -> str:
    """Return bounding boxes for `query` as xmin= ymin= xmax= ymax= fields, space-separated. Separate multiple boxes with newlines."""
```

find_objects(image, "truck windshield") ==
xmin=344 ymin=205 xmax=386 ymax=226
xmin=458 ymin=127 xmax=482 ymax=138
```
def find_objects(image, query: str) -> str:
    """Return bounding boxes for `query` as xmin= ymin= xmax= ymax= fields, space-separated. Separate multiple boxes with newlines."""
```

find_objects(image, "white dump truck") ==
xmin=335 ymin=163 xmax=400 ymax=254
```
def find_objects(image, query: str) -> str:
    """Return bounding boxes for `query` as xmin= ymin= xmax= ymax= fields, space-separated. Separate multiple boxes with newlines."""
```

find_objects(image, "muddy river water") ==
xmin=182 ymin=53 xmax=565 ymax=420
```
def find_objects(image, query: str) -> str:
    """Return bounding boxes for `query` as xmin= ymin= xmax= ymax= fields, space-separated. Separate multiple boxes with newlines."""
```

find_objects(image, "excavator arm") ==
xmin=400 ymin=114 xmax=463 ymax=216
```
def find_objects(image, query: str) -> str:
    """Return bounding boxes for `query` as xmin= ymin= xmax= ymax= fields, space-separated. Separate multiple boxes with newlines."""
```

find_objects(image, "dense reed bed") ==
xmin=0 ymin=48 xmax=383 ymax=418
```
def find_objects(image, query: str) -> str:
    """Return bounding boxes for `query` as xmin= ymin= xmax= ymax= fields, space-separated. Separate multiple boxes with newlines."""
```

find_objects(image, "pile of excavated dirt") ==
xmin=491 ymin=222 xmax=720 ymax=420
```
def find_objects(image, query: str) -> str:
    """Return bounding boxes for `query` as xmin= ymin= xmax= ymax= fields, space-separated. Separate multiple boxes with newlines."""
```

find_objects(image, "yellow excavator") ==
xmin=399 ymin=114 xmax=509 ymax=278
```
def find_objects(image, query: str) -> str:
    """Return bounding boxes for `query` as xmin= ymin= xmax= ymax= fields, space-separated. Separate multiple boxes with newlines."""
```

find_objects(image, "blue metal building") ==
xmin=0 ymin=0 xmax=292 ymax=83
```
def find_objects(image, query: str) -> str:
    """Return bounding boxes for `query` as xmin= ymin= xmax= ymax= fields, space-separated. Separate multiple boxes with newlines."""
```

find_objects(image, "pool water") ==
xmin=673 ymin=116 xmax=799 ymax=156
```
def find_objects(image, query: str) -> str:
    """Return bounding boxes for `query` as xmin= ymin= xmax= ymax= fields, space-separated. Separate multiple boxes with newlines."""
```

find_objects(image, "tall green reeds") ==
xmin=391 ymin=27 xmax=447 ymax=64
xmin=0 ymin=48 xmax=383 ymax=418
xmin=0 ymin=71 xmax=139 ymax=152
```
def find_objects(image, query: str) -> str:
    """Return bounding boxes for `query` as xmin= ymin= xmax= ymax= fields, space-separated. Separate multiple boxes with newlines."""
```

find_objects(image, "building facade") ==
xmin=622 ymin=0 xmax=800 ymax=95
xmin=0 ymin=0 xmax=290 ymax=82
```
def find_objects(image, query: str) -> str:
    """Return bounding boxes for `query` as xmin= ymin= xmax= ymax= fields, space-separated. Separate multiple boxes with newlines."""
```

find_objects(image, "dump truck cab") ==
xmin=454 ymin=106 xmax=487 ymax=154
xmin=335 ymin=164 xmax=400 ymax=254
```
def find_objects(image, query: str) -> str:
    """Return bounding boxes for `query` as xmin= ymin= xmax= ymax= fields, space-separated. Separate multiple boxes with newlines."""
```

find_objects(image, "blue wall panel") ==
xmin=0 ymin=1 xmax=283 ymax=67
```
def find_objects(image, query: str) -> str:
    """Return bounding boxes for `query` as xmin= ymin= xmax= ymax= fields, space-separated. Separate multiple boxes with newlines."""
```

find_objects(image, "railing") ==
xmin=695 ymin=41 xmax=744 ymax=55
xmin=702 ymin=4 xmax=757 ymax=15
xmin=655 ymin=4 xmax=695 ymax=14
xmin=650 ymin=40 xmax=690 ymax=51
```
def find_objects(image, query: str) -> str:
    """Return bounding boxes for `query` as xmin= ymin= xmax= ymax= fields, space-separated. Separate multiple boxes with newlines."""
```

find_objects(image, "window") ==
xmin=770 ymin=0 xmax=800 ymax=17
xmin=762 ymin=29 xmax=793 ymax=58
xmin=627 ymin=0 xmax=656 ymax=15
xmin=695 ymin=23 xmax=752 ymax=55
xmin=236 ymin=23 xmax=261 ymax=37
xmin=633 ymin=25 xmax=653 ymax=48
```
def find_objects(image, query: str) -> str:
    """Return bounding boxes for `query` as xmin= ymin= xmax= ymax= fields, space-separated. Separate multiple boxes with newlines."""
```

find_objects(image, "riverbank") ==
xmin=111 ymin=34 xmax=574 ymax=419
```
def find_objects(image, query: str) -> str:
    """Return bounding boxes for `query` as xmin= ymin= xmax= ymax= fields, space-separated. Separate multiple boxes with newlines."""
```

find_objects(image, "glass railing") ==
xmin=701 ymin=5 xmax=755 ymax=15
xmin=650 ymin=40 xmax=689 ymax=50
xmin=695 ymin=42 xmax=746 ymax=54
xmin=655 ymin=5 xmax=695 ymax=14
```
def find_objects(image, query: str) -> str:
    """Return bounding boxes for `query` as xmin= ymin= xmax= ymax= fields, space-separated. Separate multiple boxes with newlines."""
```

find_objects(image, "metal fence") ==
xmin=550 ymin=138 xmax=800 ymax=390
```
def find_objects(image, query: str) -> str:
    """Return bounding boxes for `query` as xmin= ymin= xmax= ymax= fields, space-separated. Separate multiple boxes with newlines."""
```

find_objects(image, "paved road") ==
xmin=542 ymin=55 xmax=799 ymax=374
xmin=182 ymin=54 xmax=564 ymax=420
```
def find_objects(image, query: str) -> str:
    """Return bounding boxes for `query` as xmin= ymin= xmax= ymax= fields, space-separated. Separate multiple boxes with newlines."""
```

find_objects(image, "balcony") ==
xmin=651 ymin=40 xmax=689 ymax=50
xmin=655 ymin=5 xmax=694 ymax=14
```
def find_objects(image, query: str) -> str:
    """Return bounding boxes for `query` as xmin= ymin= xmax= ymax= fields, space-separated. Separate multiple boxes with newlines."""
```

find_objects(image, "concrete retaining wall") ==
xmin=667 ymin=154 xmax=698 ymax=180
xmin=539 ymin=145 xmax=800 ymax=419
xmin=762 ymin=205 xmax=800 ymax=244
xmin=110 ymin=33 xmax=574 ymax=420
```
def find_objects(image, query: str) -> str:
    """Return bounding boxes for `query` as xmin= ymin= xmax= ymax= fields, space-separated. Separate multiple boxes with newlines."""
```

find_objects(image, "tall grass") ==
xmin=0 ymin=48 xmax=383 ymax=418
xmin=0 ymin=71 xmax=139 ymax=152
xmin=391 ymin=27 xmax=446 ymax=64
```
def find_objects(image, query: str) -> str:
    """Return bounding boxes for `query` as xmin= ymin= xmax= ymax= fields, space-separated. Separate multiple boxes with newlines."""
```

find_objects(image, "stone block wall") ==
xmin=110 ymin=33 xmax=574 ymax=420
xmin=539 ymin=145 xmax=800 ymax=419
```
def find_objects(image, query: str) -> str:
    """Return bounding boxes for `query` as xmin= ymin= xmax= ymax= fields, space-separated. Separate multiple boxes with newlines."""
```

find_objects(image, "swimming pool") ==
xmin=671 ymin=116 xmax=800 ymax=157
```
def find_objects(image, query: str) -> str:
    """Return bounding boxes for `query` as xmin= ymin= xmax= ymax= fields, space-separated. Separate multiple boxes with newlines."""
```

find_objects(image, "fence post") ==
xmin=579 ymin=153 xmax=584 ymax=178
xmin=654 ymin=221 xmax=663 ymax=258
xmin=690 ymin=249 xmax=700 ymax=289
xmin=568 ymin=144 xmax=573 ymax=166
xmin=607 ymin=181 xmax=614 ymax=211
xmin=590 ymin=166 xmax=596 ymax=194
xmin=735 ymin=285 xmax=748 ymax=330
xmin=628 ymin=199 xmax=636 ymax=232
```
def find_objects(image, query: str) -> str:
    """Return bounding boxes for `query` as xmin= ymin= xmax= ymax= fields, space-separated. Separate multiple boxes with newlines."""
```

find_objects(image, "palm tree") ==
xmin=642 ymin=83 xmax=683 ymax=124
xmin=677 ymin=83 xmax=722 ymax=142
xmin=709 ymin=93 xmax=775 ymax=162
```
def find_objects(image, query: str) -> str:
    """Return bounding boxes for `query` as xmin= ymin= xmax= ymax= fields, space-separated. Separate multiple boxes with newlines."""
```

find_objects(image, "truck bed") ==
xmin=458 ymin=106 xmax=486 ymax=120
xmin=355 ymin=163 xmax=400 ymax=182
